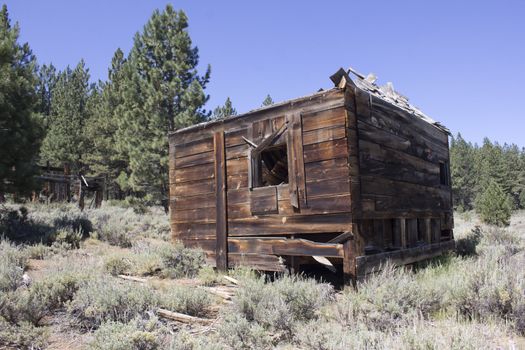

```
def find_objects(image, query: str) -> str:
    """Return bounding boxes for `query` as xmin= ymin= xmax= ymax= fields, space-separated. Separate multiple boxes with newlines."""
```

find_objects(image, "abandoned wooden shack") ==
xmin=168 ymin=67 xmax=454 ymax=281
xmin=36 ymin=163 xmax=105 ymax=209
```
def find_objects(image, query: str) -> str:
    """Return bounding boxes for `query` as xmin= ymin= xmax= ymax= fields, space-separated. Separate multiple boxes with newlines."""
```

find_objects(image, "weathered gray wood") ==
xmin=355 ymin=240 xmax=455 ymax=276
xmin=228 ymin=213 xmax=354 ymax=236
xmin=250 ymin=186 xmax=278 ymax=214
xmin=327 ymin=231 xmax=353 ymax=243
xmin=157 ymin=309 xmax=212 ymax=325
xmin=228 ymin=237 xmax=344 ymax=257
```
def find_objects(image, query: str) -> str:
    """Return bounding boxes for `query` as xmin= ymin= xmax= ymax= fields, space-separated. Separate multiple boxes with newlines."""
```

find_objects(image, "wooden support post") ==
xmin=343 ymin=239 xmax=356 ymax=287
xmin=407 ymin=219 xmax=418 ymax=247
xmin=383 ymin=219 xmax=393 ymax=249
xmin=95 ymin=188 xmax=103 ymax=208
xmin=424 ymin=218 xmax=432 ymax=244
xmin=214 ymin=131 xmax=228 ymax=271
xmin=288 ymin=235 xmax=300 ymax=274
xmin=78 ymin=179 xmax=85 ymax=211
xmin=399 ymin=218 xmax=407 ymax=249
xmin=64 ymin=163 xmax=71 ymax=202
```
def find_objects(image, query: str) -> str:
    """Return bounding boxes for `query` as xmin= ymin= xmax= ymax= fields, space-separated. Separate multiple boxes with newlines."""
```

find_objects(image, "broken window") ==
xmin=256 ymin=143 xmax=289 ymax=187
xmin=245 ymin=121 xmax=289 ymax=189
xmin=439 ymin=161 xmax=450 ymax=186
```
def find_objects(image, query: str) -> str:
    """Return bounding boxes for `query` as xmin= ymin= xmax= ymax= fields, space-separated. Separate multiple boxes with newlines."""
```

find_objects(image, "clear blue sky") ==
xmin=5 ymin=1 xmax=525 ymax=147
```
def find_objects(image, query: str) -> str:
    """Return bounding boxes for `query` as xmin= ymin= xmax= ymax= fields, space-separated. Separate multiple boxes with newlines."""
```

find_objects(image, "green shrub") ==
xmin=331 ymin=264 xmax=441 ymax=331
xmin=88 ymin=205 xmax=170 ymax=245
xmin=455 ymin=226 xmax=482 ymax=256
xmin=67 ymin=278 xmax=159 ymax=329
xmin=131 ymin=240 xmax=204 ymax=278
xmin=198 ymin=266 xmax=220 ymax=286
xmin=52 ymin=211 xmax=92 ymax=236
xmin=476 ymin=226 xmax=524 ymax=259
xmin=389 ymin=318 xmax=511 ymax=350
xmin=229 ymin=274 xmax=333 ymax=341
xmin=476 ymin=180 xmax=512 ymax=227
xmin=294 ymin=320 xmax=383 ymax=349
xmin=159 ymin=286 xmax=212 ymax=317
xmin=0 ymin=239 xmax=27 ymax=292
xmin=154 ymin=241 xmax=205 ymax=278
xmin=448 ymin=254 xmax=525 ymax=335
xmin=51 ymin=227 xmax=84 ymax=249
xmin=1 ymin=272 xmax=81 ymax=325
xmin=103 ymin=253 xmax=133 ymax=276
xmin=0 ymin=317 xmax=49 ymax=350
xmin=89 ymin=320 xmax=159 ymax=350
xmin=272 ymin=274 xmax=334 ymax=321
xmin=25 ymin=243 xmax=51 ymax=259
xmin=216 ymin=312 xmax=273 ymax=350
xmin=91 ymin=217 xmax=132 ymax=248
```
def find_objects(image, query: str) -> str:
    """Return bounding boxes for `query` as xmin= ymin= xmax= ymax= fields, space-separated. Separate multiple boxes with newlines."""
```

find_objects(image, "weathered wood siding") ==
xmin=347 ymin=86 xmax=453 ymax=250
xmin=169 ymin=83 xmax=453 ymax=274
xmin=170 ymin=90 xmax=354 ymax=270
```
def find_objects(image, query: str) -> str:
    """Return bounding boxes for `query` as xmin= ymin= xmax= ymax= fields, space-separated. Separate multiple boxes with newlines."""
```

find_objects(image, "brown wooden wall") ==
xmin=346 ymin=85 xmax=453 ymax=250
xmin=169 ymin=90 xmax=357 ymax=269
xmin=169 ymin=85 xmax=453 ymax=272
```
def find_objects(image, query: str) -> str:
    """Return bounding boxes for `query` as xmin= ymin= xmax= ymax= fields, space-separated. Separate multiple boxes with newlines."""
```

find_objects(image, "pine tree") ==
xmin=113 ymin=59 xmax=146 ymax=196
xmin=0 ymin=5 xmax=43 ymax=196
xmin=40 ymin=60 xmax=91 ymax=172
xmin=119 ymin=5 xmax=210 ymax=204
xmin=450 ymin=133 xmax=476 ymax=210
xmin=85 ymin=49 xmax=130 ymax=198
xmin=474 ymin=138 xmax=506 ymax=192
xmin=500 ymin=143 xmax=522 ymax=209
xmin=518 ymin=148 xmax=525 ymax=209
xmin=35 ymin=63 xmax=57 ymax=119
xmin=213 ymin=97 xmax=237 ymax=119
xmin=262 ymin=94 xmax=274 ymax=106
xmin=475 ymin=180 xmax=512 ymax=227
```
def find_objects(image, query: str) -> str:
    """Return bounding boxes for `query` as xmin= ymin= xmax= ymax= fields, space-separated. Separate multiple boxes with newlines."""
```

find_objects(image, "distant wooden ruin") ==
xmin=36 ymin=163 xmax=105 ymax=210
xmin=168 ymin=67 xmax=454 ymax=282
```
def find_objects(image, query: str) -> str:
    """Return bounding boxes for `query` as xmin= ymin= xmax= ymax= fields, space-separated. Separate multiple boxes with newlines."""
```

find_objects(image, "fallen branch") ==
xmin=117 ymin=275 xmax=147 ymax=283
xmin=157 ymin=308 xmax=212 ymax=325
xmin=222 ymin=275 xmax=239 ymax=285
xmin=204 ymin=286 xmax=234 ymax=302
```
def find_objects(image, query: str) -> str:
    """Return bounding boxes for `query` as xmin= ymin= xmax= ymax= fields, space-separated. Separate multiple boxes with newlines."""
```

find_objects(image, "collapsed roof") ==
xmin=330 ymin=67 xmax=449 ymax=134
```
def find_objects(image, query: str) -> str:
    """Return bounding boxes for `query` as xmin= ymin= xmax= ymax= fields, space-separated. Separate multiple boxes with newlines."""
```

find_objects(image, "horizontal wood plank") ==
xmin=303 ymin=139 xmax=348 ymax=164
xmin=174 ymin=163 xmax=215 ymax=184
xmin=250 ymin=186 xmax=278 ymax=214
xmin=302 ymin=125 xmax=346 ymax=146
xmin=355 ymin=240 xmax=455 ymax=276
xmin=302 ymin=107 xmax=346 ymax=132
xmin=228 ymin=213 xmax=353 ymax=236
xmin=228 ymin=238 xmax=344 ymax=257
xmin=174 ymin=137 xmax=213 ymax=159
xmin=173 ymin=179 xmax=215 ymax=197
xmin=175 ymin=151 xmax=214 ymax=169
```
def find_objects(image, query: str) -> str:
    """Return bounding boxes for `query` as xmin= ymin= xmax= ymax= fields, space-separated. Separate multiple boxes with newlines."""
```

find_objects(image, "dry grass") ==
xmin=1 ymin=204 xmax=525 ymax=349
